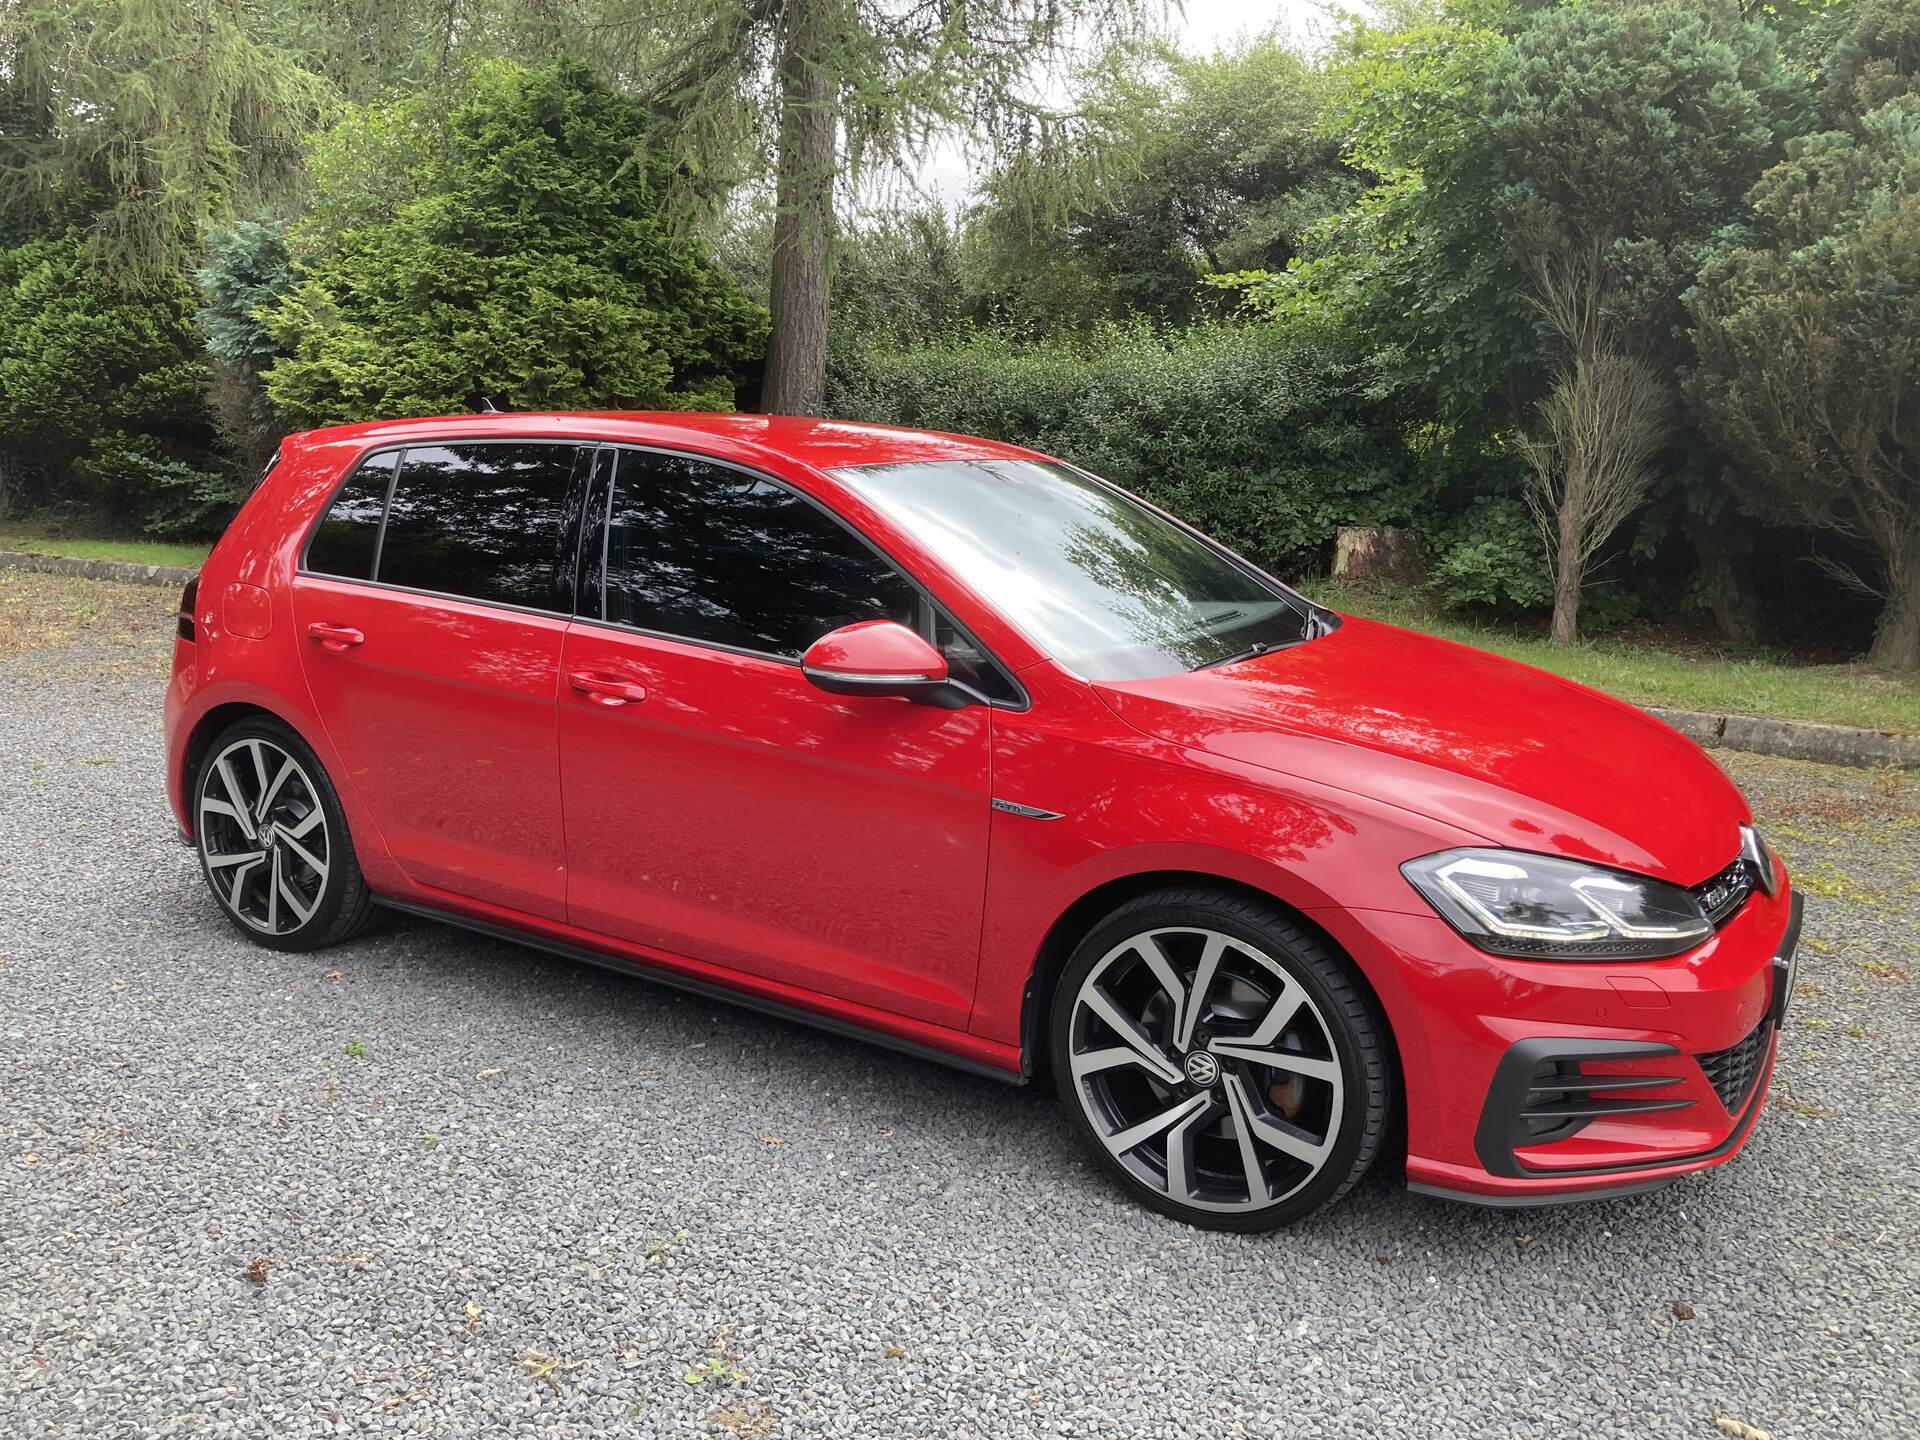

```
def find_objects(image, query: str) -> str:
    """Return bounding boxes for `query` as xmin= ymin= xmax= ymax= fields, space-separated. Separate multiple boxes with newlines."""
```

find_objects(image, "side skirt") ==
xmin=375 ymin=895 xmax=1028 ymax=1087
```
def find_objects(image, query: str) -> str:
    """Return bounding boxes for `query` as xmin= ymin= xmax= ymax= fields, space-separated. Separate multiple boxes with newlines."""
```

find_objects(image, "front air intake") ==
xmin=1697 ymin=1019 xmax=1772 ymax=1113
xmin=1518 ymin=1059 xmax=1693 ymax=1145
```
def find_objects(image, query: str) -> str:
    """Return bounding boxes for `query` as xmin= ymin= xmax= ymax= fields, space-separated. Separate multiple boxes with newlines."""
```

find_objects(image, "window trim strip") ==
xmin=368 ymin=448 xmax=402 ymax=581
xmin=290 ymin=572 xmax=579 ymax=626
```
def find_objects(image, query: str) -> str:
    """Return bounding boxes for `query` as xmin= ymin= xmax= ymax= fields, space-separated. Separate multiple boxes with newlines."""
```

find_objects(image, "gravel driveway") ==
xmin=3 ymin=572 xmax=1916 ymax=1439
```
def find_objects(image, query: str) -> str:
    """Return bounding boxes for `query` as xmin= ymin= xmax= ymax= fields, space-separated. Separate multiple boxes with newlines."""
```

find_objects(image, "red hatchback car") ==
xmin=164 ymin=413 xmax=1802 ymax=1229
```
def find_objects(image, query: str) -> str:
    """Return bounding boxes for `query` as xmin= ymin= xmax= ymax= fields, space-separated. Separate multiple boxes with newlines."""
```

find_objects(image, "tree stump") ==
xmin=1332 ymin=526 xmax=1426 ymax=587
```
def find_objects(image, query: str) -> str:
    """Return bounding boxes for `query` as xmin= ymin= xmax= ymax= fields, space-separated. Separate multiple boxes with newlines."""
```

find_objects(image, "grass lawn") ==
xmin=1302 ymin=581 xmax=1920 ymax=737
xmin=0 ymin=522 xmax=211 ymax=569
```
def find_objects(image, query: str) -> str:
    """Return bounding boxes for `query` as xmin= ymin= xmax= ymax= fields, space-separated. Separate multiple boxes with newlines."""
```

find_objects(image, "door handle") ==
xmin=305 ymin=621 xmax=365 ymax=652
xmin=568 ymin=670 xmax=649 ymax=707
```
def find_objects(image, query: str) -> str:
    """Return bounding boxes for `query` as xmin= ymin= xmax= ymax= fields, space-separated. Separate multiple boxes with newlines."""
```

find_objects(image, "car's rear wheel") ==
xmin=193 ymin=717 xmax=376 ymax=952
xmin=1050 ymin=887 xmax=1392 ymax=1231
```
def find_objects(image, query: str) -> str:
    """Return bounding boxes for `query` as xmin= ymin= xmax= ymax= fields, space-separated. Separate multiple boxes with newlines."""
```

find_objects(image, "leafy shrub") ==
xmin=0 ymin=228 xmax=232 ymax=533
xmin=1429 ymin=493 xmax=1552 ymax=610
xmin=259 ymin=60 xmax=768 ymax=428
xmin=828 ymin=321 xmax=1425 ymax=579
xmin=81 ymin=440 xmax=241 ymax=539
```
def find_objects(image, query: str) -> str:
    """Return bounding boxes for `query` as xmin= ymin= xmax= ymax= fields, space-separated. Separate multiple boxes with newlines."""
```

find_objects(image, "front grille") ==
xmin=1692 ymin=854 xmax=1756 ymax=926
xmin=1697 ymin=1019 xmax=1772 ymax=1113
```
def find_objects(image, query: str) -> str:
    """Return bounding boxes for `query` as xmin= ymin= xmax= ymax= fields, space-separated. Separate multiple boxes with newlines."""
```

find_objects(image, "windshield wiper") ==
xmin=1198 ymin=639 xmax=1284 ymax=671
xmin=1197 ymin=608 xmax=1330 ymax=672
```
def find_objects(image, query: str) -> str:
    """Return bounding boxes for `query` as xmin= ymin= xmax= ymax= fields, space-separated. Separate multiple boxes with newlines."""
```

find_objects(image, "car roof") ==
xmin=288 ymin=411 xmax=1045 ymax=472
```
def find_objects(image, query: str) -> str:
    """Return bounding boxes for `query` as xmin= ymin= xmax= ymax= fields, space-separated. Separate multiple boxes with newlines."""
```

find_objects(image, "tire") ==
xmin=1049 ymin=886 xmax=1393 ymax=1231
xmin=192 ymin=715 xmax=378 ymax=953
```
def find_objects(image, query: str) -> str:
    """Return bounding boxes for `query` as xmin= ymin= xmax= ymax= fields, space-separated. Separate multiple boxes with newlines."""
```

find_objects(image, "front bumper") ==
xmin=1330 ymin=873 xmax=1801 ymax=1207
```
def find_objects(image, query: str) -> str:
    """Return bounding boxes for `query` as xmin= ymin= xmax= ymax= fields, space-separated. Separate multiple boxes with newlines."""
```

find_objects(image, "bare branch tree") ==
xmin=1513 ymin=215 xmax=1674 ymax=645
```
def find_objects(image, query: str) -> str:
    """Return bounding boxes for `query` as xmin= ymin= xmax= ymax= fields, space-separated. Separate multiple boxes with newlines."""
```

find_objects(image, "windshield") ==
xmin=832 ymin=458 xmax=1317 ymax=680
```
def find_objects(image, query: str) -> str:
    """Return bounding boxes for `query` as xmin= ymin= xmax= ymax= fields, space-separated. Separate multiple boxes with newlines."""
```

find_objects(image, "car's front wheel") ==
xmin=1050 ymin=887 xmax=1393 ymax=1230
xmin=193 ymin=716 xmax=376 ymax=952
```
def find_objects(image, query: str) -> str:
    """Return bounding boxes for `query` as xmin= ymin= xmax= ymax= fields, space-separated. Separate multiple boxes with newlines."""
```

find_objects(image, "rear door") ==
xmin=555 ymin=447 xmax=1009 ymax=1027
xmin=293 ymin=440 xmax=592 ymax=921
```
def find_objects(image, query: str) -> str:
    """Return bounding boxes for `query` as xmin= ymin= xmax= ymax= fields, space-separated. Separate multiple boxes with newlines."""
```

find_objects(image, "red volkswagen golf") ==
xmin=163 ymin=413 xmax=1801 ymax=1228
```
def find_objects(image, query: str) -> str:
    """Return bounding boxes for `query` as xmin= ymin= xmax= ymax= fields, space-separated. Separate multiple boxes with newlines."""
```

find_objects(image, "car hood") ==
xmin=1094 ymin=615 xmax=1750 ymax=886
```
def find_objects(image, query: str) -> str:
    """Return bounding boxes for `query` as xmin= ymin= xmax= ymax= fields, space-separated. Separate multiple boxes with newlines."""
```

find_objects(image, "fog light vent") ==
xmin=1697 ymin=1020 xmax=1771 ymax=1113
xmin=1518 ymin=1060 xmax=1692 ymax=1145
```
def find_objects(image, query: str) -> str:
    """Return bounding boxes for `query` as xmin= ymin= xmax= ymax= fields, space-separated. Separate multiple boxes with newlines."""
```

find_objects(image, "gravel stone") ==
xmin=2 ymin=579 xmax=1916 ymax=1438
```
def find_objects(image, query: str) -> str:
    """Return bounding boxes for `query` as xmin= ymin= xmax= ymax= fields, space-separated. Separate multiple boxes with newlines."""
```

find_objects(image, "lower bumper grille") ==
xmin=1519 ymin=1060 xmax=1691 ymax=1145
xmin=1698 ymin=1019 xmax=1772 ymax=1113
xmin=1475 ymin=1038 xmax=1696 ymax=1177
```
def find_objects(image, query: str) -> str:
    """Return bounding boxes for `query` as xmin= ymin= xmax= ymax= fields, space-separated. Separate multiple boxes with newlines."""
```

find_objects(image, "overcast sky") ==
xmin=911 ymin=0 xmax=1354 ymax=203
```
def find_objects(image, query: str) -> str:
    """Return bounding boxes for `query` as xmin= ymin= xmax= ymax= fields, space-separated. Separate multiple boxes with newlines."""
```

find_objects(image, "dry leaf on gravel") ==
xmin=520 ymin=1348 xmax=573 ymax=1394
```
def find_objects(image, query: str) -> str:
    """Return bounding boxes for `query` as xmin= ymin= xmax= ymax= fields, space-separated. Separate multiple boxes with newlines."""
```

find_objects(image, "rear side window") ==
xmin=305 ymin=452 xmax=397 ymax=580
xmin=601 ymin=450 xmax=919 ymax=658
xmin=377 ymin=443 xmax=583 ymax=611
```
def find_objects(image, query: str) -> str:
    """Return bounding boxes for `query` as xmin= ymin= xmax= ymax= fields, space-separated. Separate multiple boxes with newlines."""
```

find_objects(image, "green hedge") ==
xmin=827 ymin=322 xmax=1431 ymax=581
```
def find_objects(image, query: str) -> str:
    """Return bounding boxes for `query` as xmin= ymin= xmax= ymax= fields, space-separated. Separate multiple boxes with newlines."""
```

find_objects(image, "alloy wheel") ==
xmin=1065 ymin=926 xmax=1346 ymax=1215
xmin=197 ymin=736 xmax=331 ymax=936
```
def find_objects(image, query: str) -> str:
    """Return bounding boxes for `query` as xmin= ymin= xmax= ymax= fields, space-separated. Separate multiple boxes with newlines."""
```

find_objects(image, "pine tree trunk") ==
xmin=1550 ymin=508 xmax=1583 ymax=646
xmin=1867 ymin=530 xmax=1920 ymax=671
xmin=1709 ymin=570 xmax=1764 ymax=648
xmin=1693 ymin=523 xmax=1763 ymax=647
xmin=762 ymin=0 xmax=834 ymax=416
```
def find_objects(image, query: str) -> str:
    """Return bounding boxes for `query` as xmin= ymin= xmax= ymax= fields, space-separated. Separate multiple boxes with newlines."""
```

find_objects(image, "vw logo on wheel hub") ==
xmin=1184 ymin=1051 xmax=1220 ymax=1087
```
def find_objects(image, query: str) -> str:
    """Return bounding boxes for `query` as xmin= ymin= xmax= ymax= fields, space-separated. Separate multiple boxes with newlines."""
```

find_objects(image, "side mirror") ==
xmin=801 ymin=620 xmax=953 ymax=703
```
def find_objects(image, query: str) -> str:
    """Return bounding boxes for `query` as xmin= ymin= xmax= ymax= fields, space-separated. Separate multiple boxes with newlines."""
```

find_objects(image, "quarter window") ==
xmin=304 ymin=452 xmax=396 ymax=581
xmin=933 ymin=610 xmax=1022 ymax=705
xmin=601 ymin=451 xmax=920 ymax=659
xmin=376 ymin=443 xmax=584 ymax=611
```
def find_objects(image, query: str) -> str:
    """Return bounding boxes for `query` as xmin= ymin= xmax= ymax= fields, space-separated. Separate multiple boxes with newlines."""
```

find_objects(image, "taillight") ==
xmin=177 ymin=577 xmax=198 ymax=642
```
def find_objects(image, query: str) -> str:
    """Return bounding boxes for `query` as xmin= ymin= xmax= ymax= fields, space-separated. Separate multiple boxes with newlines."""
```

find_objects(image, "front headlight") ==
xmin=1401 ymin=849 xmax=1713 ymax=960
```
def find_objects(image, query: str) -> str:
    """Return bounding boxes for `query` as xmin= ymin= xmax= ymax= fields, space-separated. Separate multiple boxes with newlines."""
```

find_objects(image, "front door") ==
xmin=293 ymin=441 xmax=588 ymax=920
xmin=556 ymin=448 xmax=993 ymax=1028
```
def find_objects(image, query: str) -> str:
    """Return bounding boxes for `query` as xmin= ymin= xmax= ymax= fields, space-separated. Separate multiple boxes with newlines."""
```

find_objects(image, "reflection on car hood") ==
xmin=1093 ymin=615 xmax=1748 ymax=885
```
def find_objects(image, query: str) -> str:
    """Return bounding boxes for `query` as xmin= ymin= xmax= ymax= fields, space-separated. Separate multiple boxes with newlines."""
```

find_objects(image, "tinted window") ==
xmin=602 ymin=451 xmax=918 ymax=659
xmin=305 ymin=452 xmax=396 ymax=580
xmin=377 ymin=443 xmax=583 ymax=611
xmin=835 ymin=458 xmax=1314 ymax=680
